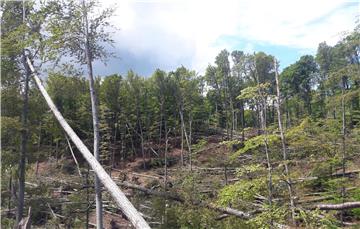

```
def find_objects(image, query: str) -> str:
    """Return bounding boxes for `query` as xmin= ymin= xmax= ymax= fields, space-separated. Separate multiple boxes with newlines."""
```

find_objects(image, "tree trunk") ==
xmin=341 ymin=76 xmax=347 ymax=226
xmin=164 ymin=124 xmax=169 ymax=190
xmin=110 ymin=113 xmax=118 ymax=177
xmin=189 ymin=114 xmax=193 ymax=171
xmin=66 ymin=135 xmax=82 ymax=177
xmin=16 ymin=47 xmax=30 ymax=226
xmin=8 ymin=173 xmax=12 ymax=215
xmin=274 ymin=58 xmax=295 ymax=223
xmin=27 ymin=57 xmax=150 ymax=229
xmin=241 ymin=102 xmax=245 ymax=141
xmin=85 ymin=166 xmax=90 ymax=229
xmin=179 ymin=109 xmax=191 ymax=170
xmin=82 ymin=0 xmax=103 ymax=227
xmin=181 ymin=124 xmax=184 ymax=166
xmin=255 ymin=57 xmax=273 ymax=206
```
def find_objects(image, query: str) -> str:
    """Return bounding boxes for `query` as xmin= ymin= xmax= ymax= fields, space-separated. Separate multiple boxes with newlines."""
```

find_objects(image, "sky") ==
xmin=92 ymin=0 xmax=359 ymax=77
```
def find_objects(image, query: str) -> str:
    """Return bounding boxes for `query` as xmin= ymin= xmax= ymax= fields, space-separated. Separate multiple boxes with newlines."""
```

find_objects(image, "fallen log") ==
xmin=332 ymin=169 xmax=360 ymax=177
xmin=117 ymin=181 xmax=252 ymax=219
xmin=117 ymin=181 xmax=183 ymax=202
xmin=313 ymin=201 xmax=360 ymax=210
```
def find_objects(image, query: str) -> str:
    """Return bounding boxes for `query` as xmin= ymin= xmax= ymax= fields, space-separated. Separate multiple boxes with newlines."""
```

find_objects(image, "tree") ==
xmin=47 ymin=0 xmax=116 ymax=227
xmin=281 ymin=55 xmax=318 ymax=117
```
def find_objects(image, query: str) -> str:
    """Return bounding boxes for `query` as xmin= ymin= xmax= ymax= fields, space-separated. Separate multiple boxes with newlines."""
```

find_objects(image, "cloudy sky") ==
xmin=92 ymin=0 xmax=359 ymax=77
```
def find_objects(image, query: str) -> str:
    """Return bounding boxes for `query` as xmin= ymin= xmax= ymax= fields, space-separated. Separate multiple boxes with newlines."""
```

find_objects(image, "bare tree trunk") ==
xmin=110 ymin=113 xmax=118 ymax=177
xmin=274 ymin=59 xmax=295 ymax=223
xmin=65 ymin=135 xmax=82 ymax=177
xmin=35 ymin=121 xmax=41 ymax=177
xmin=189 ymin=114 xmax=193 ymax=171
xmin=164 ymin=124 xmax=170 ymax=190
xmin=254 ymin=56 xmax=272 ymax=206
xmin=179 ymin=109 xmax=191 ymax=170
xmin=8 ymin=173 xmax=12 ymax=215
xmin=85 ymin=166 xmax=90 ymax=229
xmin=241 ymin=103 xmax=245 ymax=142
xmin=159 ymin=101 xmax=163 ymax=145
xmin=17 ymin=11 xmax=30 ymax=223
xmin=82 ymin=1 xmax=103 ymax=227
xmin=341 ymin=77 xmax=347 ymax=226
xmin=27 ymin=57 xmax=150 ymax=229
xmin=181 ymin=124 xmax=184 ymax=166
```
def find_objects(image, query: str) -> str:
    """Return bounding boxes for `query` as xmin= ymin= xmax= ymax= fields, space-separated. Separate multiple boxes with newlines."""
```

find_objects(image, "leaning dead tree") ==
xmin=26 ymin=57 xmax=151 ymax=229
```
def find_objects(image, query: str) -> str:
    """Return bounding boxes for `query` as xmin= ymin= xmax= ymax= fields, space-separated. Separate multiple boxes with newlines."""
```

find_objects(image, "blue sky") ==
xmin=92 ymin=0 xmax=359 ymax=77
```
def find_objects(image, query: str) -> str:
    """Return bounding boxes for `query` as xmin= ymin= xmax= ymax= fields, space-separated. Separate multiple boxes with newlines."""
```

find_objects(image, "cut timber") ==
xmin=313 ymin=201 xmax=360 ymax=210
xmin=26 ymin=57 xmax=150 ymax=229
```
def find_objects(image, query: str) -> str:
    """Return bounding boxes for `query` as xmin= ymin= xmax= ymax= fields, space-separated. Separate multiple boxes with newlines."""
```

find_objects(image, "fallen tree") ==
xmin=313 ymin=202 xmax=360 ymax=210
xmin=117 ymin=181 xmax=252 ymax=219
xmin=26 ymin=57 xmax=150 ymax=229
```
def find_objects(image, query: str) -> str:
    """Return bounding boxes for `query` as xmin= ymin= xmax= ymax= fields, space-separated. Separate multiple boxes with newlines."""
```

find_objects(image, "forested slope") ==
xmin=1 ymin=0 xmax=360 ymax=228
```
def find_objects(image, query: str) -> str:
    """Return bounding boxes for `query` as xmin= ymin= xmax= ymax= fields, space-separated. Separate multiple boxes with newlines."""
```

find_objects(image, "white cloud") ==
xmin=99 ymin=0 xmax=358 ymax=74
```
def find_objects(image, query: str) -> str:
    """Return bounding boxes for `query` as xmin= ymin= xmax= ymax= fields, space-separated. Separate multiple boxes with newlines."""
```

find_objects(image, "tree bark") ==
xmin=82 ymin=1 xmax=103 ymax=228
xmin=254 ymin=56 xmax=272 ymax=206
xmin=179 ymin=109 xmax=191 ymax=170
xmin=313 ymin=202 xmax=360 ymax=210
xmin=65 ymin=135 xmax=82 ymax=177
xmin=17 ymin=47 xmax=30 ymax=228
xmin=341 ymin=76 xmax=347 ymax=225
xmin=274 ymin=58 xmax=295 ymax=223
xmin=26 ymin=57 xmax=150 ymax=229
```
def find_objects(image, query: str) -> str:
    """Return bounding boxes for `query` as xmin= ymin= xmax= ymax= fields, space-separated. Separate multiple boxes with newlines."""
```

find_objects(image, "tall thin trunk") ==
xmin=159 ymin=101 xmax=163 ymax=145
xmin=110 ymin=113 xmax=118 ymax=177
xmin=66 ymin=135 xmax=82 ymax=177
xmin=35 ymin=121 xmax=41 ymax=177
xmin=179 ymin=109 xmax=191 ymax=170
xmin=16 ymin=2 xmax=30 ymax=222
xmin=189 ymin=114 xmax=193 ymax=171
xmin=181 ymin=123 xmax=184 ymax=166
xmin=274 ymin=59 xmax=295 ymax=223
xmin=341 ymin=77 xmax=347 ymax=226
xmin=8 ymin=173 xmax=12 ymax=215
xmin=164 ymin=123 xmax=169 ymax=190
xmin=82 ymin=1 xmax=103 ymax=227
xmin=254 ymin=56 xmax=272 ymax=206
xmin=241 ymin=103 xmax=245 ymax=142
xmin=85 ymin=166 xmax=90 ymax=229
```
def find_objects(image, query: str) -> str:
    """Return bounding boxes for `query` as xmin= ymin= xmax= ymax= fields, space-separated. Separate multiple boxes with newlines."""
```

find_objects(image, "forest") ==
xmin=1 ymin=0 xmax=360 ymax=228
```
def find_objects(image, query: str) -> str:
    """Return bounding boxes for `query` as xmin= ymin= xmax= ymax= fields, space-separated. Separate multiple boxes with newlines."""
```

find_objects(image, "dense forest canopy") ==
xmin=1 ymin=0 xmax=360 ymax=228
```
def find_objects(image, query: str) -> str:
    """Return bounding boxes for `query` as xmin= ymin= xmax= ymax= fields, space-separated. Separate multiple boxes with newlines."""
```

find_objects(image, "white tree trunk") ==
xmin=82 ymin=0 xmax=103 ymax=227
xmin=274 ymin=58 xmax=295 ymax=222
xmin=26 ymin=57 xmax=150 ymax=229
